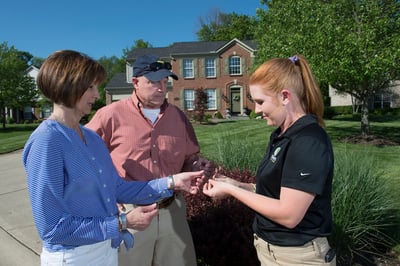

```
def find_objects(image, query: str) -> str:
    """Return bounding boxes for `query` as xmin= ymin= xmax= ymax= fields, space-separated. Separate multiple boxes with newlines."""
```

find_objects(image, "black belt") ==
xmin=157 ymin=193 xmax=176 ymax=209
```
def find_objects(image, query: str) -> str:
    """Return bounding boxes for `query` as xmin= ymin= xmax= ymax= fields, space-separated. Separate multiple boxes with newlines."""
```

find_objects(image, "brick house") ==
xmin=105 ymin=38 xmax=257 ymax=117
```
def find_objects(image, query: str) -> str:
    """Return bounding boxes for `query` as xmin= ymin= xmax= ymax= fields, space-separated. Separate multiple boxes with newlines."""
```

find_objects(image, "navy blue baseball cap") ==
xmin=132 ymin=54 xmax=178 ymax=81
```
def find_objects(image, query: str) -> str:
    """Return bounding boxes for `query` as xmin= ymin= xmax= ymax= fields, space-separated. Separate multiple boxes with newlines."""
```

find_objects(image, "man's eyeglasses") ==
xmin=144 ymin=61 xmax=172 ymax=71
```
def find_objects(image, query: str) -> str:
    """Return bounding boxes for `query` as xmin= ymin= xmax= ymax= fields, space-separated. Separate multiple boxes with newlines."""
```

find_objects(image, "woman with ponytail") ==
xmin=203 ymin=55 xmax=336 ymax=265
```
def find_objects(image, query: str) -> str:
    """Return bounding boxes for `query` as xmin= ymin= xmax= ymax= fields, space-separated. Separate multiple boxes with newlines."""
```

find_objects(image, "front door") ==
xmin=230 ymin=88 xmax=241 ymax=114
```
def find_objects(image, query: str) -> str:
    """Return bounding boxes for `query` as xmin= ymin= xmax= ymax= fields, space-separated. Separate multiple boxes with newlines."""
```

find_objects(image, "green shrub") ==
xmin=214 ymin=111 xmax=223 ymax=119
xmin=212 ymin=134 xmax=264 ymax=174
xmin=249 ymin=110 xmax=258 ymax=119
xmin=331 ymin=149 xmax=400 ymax=265
xmin=7 ymin=117 xmax=15 ymax=124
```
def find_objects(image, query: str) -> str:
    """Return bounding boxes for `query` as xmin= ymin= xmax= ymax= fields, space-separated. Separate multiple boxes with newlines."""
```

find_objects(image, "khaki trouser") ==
xmin=118 ymin=193 xmax=196 ymax=266
xmin=254 ymin=234 xmax=336 ymax=266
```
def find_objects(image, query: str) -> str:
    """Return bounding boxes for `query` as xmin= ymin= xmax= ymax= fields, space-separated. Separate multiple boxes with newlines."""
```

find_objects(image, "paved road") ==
xmin=0 ymin=150 xmax=40 ymax=266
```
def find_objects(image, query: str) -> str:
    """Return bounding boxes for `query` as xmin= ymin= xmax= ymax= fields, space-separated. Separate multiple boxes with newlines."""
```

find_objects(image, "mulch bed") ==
xmin=340 ymin=134 xmax=399 ymax=147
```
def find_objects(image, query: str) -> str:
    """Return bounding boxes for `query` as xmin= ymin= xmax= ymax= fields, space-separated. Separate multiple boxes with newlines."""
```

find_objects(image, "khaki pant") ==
xmin=254 ymin=234 xmax=336 ymax=266
xmin=118 ymin=193 xmax=196 ymax=266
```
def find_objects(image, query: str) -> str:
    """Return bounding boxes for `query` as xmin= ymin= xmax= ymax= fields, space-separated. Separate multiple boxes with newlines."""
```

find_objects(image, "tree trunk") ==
xmin=1 ymin=106 xmax=6 ymax=129
xmin=360 ymin=100 xmax=369 ymax=136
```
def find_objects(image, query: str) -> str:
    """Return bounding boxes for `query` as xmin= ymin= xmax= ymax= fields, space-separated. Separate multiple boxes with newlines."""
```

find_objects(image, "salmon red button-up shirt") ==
xmin=86 ymin=93 xmax=200 ymax=181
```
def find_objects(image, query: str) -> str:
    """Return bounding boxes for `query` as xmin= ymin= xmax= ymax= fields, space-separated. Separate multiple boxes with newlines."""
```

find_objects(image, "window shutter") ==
xmin=224 ymin=58 xmax=229 ymax=75
xmin=200 ymin=58 xmax=205 ymax=78
xmin=216 ymin=88 xmax=221 ymax=109
xmin=242 ymin=57 xmax=246 ymax=74
xmin=179 ymin=59 xmax=183 ymax=77
xmin=180 ymin=89 xmax=185 ymax=109
xmin=193 ymin=59 xmax=197 ymax=78
xmin=216 ymin=58 xmax=220 ymax=77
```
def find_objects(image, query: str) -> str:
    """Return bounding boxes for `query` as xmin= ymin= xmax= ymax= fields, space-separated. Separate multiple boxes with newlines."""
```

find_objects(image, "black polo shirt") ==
xmin=252 ymin=115 xmax=334 ymax=246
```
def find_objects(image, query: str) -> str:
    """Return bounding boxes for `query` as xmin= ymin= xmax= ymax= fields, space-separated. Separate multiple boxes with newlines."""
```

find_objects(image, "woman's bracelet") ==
xmin=118 ymin=213 xmax=127 ymax=231
xmin=167 ymin=175 xmax=175 ymax=190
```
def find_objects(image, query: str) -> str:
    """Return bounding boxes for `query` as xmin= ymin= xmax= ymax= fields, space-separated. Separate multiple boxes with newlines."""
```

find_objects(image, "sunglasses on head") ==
xmin=144 ymin=61 xmax=172 ymax=71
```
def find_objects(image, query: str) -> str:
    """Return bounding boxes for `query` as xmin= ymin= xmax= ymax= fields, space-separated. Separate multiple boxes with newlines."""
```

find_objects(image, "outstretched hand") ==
xmin=173 ymin=170 xmax=205 ymax=194
xmin=202 ymin=178 xmax=231 ymax=199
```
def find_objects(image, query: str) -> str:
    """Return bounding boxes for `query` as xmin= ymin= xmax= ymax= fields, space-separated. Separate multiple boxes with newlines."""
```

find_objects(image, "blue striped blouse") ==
xmin=22 ymin=120 xmax=172 ymax=251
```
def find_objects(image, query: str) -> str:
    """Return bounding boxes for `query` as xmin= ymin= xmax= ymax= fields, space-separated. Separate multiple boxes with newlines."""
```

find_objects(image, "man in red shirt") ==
xmin=87 ymin=54 xmax=213 ymax=266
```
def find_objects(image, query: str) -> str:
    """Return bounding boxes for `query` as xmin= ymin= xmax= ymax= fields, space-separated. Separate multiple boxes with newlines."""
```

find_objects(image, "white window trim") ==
xmin=183 ymin=59 xmax=194 ymax=79
xmin=229 ymin=56 xmax=242 ymax=76
xmin=205 ymin=58 xmax=216 ymax=78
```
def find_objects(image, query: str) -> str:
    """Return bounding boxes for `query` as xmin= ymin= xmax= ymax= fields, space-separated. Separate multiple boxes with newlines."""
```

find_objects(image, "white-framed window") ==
xmin=205 ymin=58 xmax=216 ymax=78
xmin=206 ymin=89 xmax=217 ymax=109
xmin=374 ymin=91 xmax=392 ymax=109
xmin=183 ymin=59 xmax=194 ymax=78
xmin=184 ymin=89 xmax=195 ymax=110
xmin=229 ymin=56 xmax=242 ymax=75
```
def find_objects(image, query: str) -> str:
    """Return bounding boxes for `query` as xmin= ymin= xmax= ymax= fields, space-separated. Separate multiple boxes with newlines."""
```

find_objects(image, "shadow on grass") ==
xmin=0 ymin=124 xmax=39 ymax=133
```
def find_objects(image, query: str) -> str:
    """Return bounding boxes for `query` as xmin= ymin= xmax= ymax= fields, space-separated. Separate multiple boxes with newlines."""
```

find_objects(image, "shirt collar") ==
xmin=130 ymin=92 xmax=169 ymax=114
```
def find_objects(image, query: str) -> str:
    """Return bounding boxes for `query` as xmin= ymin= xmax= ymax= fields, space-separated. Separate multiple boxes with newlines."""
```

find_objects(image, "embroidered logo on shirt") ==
xmin=300 ymin=172 xmax=311 ymax=176
xmin=270 ymin=147 xmax=281 ymax=163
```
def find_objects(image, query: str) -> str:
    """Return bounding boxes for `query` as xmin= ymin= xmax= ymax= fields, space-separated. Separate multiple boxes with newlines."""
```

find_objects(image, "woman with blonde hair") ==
xmin=203 ymin=55 xmax=336 ymax=265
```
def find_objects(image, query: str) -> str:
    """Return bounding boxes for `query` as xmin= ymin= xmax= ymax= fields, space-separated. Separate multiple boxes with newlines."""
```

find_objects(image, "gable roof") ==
xmin=106 ymin=72 xmax=129 ymax=89
xmin=126 ymin=39 xmax=257 ymax=60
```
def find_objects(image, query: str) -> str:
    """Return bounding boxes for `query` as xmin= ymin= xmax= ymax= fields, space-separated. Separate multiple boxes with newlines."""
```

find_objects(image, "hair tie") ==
xmin=288 ymin=55 xmax=298 ymax=64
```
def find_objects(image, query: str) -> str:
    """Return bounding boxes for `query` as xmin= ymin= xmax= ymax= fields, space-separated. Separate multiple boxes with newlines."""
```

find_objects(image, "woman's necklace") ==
xmin=49 ymin=114 xmax=87 ymax=145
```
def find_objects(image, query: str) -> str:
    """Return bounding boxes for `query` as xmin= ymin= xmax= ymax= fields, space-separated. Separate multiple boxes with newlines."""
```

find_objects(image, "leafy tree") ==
xmin=255 ymin=0 xmax=400 ymax=136
xmin=96 ymin=55 xmax=125 ymax=108
xmin=31 ymin=56 xmax=45 ymax=68
xmin=0 ymin=42 xmax=37 ymax=128
xmin=92 ymin=39 xmax=153 ymax=110
xmin=197 ymin=8 xmax=258 ymax=41
xmin=122 ymin=39 xmax=153 ymax=58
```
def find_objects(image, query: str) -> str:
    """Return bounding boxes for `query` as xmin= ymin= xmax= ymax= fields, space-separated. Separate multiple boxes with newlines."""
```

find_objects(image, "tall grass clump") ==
xmin=331 ymin=149 xmax=400 ymax=265
xmin=212 ymin=134 xmax=264 ymax=174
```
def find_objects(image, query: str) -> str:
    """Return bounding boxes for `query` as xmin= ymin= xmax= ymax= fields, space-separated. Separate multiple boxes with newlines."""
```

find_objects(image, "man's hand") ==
xmin=172 ymin=170 xmax=205 ymax=194
xmin=125 ymin=204 xmax=158 ymax=231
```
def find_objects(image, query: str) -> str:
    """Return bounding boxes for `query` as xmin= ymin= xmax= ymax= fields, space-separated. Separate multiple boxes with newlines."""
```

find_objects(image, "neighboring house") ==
xmin=329 ymin=82 xmax=400 ymax=110
xmin=105 ymin=38 xmax=257 ymax=117
xmin=6 ymin=65 xmax=45 ymax=123
xmin=24 ymin=65 xmax=51 ymax=121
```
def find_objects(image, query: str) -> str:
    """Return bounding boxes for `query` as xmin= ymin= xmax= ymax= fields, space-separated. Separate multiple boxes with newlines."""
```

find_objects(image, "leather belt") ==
xmin=157 ymin=193 xmax=176 ymax=209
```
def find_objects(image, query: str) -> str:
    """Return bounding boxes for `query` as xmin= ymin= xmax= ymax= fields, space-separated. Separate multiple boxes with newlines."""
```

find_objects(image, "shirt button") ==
xmin=107 ymin=198 xmax=110 ymax=202
xmin=92 ymin=157 xmax=95 ymax=160
xmin=153 ymin=144 xmax=156 ymax=148
xmin=153 ymin=160 xmax=157 ymax=164
xmin=99 ymin=169 xmax=103 ymax=174
xmin=103 ymin=184 xmax=107 ymax=188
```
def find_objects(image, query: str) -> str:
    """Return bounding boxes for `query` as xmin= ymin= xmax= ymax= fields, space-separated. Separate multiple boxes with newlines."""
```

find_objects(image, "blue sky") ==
xmin=1 ymin=0 xmax=264 ymax=60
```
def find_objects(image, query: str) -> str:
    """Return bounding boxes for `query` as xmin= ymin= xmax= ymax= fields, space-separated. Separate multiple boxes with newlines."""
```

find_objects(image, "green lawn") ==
xmin=0 ymin=124 xmax=38 ymax=154
xmin=1 ymin=119 xmax=400 ymax=182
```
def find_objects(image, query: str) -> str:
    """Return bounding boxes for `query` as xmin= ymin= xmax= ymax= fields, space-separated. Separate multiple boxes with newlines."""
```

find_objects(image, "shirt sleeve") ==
xmin=115 ymin=175 xmax=173 ymax=204
xmin=281 ymin=131 xmax=333 ymax=195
